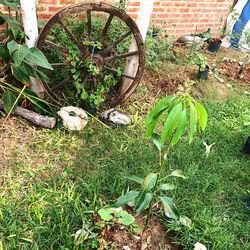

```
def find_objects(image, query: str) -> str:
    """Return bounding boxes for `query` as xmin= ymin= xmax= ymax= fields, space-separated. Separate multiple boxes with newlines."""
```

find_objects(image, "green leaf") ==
xmin=22 ymin=88 xmax=53 ymax=116
xmin=134 ymin=173 xmax=157 ymax=210
xmin=171 ymin=109 xmax=188 ymax=146
xmin=170 ymin=169 xmax=185 ymax=179
xmin=12 ymin=65 xmax=30 ymax=83
xmin=126 ymin=175 xmax=143 ymax=184
xmin=161 ymin=103 xmax=183 ymax=143
xmin=25 ymin=47 xmax=53 ymax=70
xmin=112 ymin=190 xmax=139 ymax=208
xmin=136 ymin=193 xmax=152 ymax=216
xmin=146 ymin=111 xmax=164 ymax=139
xmin=195 ymin=101 xmax=207 ymax=131
xmin=188 ymin=99 xmax=198 ymax=144
xmin=0 ymin=14 xmax=22 ymax=39
xmin=151 ymin=133 xmax=164 ymax=152
xmin=116 ymin=211 xmax=135 ymax=225
xmin=0 ymin=0 xmax=20 ymax=12
xmin=0 ymin=45 xmax=10 ymax=61
xmin=160 ymin=196 xmax=180 ymax=220
xmin=159 ymin=183 xmax=175 ymax=191
xmin=145 ymin=95 xmax=176 ymax=125
xmin=98 ymin=208 xmax=113 ymax=221
xmin=7 ymin=41 xmax=29 ymax=66
xmin=2 ymin=91 xmax=17 ymax=114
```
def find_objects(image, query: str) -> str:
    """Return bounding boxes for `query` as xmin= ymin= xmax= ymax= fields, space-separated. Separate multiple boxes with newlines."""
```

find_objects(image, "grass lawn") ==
xmin=0 ymin=47 xmax=249 ymax=249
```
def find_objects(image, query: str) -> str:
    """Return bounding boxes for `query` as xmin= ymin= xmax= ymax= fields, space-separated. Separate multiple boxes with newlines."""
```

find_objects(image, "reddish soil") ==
xmin=97 ymin=209 xmax=182 ymax=250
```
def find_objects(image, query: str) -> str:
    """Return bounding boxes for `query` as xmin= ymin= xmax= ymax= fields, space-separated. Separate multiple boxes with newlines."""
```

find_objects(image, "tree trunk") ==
xmin=20 ymin=0 xmax=44 ymax=98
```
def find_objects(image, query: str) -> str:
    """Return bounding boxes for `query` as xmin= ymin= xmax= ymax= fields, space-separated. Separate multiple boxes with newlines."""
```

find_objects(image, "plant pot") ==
xmin=208 ymin=38 xmax=222 ymax=52
xmin=198 ymin=65 xmax=209 ymax=80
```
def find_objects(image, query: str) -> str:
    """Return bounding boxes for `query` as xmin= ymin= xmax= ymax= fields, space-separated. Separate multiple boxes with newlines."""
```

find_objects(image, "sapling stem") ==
xmin=145 ymin=135 xmax=174 ymax=228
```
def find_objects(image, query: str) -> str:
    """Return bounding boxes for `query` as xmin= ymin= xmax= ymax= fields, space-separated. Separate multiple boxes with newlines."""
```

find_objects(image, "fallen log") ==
xmin=0 ymin=100 xmax=56 ymax=129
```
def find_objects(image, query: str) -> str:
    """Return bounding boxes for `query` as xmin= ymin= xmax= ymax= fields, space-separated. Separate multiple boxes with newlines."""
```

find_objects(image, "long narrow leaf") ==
xmin=161 ymin=103 xmax=182 ymax=143
xmin=171 ymin=109 xmax=188 ymax=146
xmin=126 ymin=175 xmax=143 ymax=184
xmin=160 ymin=196 xmax=180 ymax=220
xmin=145 ymin=95 xmax=176 ymax=125
xmin=146 ymin=111 xmax=164 ymax=139
xmin=195 ymin=101 xmax=207 ymax=131
xmin=188 ymin=100 xmax=198 ymax=144
xmin=2 ymin=91 xmax=17 ymax=114
xmin=112 ymin=190 xmax=139 ymax=208
xmin=151 ymin=133 xmax=164 ymax=152
xmin=136 ymin=193 xmax=152 ymax=216
xmin=134 ymin=173 xmax=157 ymax=210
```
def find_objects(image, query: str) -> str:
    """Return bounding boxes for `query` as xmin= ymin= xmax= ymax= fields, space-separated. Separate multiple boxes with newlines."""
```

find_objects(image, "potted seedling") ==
xmin=208 ymin=17 xmax=224 ymax=52
xmin=189 ymin=52 xmax=209 ymax=79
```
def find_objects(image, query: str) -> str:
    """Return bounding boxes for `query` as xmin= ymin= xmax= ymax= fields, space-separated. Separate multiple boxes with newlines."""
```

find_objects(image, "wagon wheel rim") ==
xmin=36 ymin=3 xmax=145 ymax=108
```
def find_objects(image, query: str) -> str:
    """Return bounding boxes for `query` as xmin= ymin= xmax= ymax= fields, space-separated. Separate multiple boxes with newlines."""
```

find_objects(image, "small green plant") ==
xmin=62 ymin=40 xmax=120 ymax=109
xmin=189 ymin=52 xmax=207 ymax=72
xmin=113 ymin=80 xmax=208 ymax=228
xmin=98 ymin=208 xmax=135 ymax=226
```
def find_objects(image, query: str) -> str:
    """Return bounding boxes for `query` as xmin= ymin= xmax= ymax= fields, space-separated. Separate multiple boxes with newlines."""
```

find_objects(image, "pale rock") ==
xmin=226 ymin=83 xmax=232 ymax=88
xmin=208 ymin=69 xmax=213 ymax=75
xmin=214 ymin=74 xmax=224 ymax=83
xmin=180 ymin=216 xmax=192 ymax=228
xmin=127 ymin=201 xmax=134 ymax=207
xmin=99 ymin=108 xmax=131 ymax=127
xmin=112 ymin=207 xmax=123 ymax=213
xmin=123 ymin=246 xmax=131 ymax=250
xmin=134 ymin=236 xmax=140 ymax=241
xmin=244 ymin=90 xmax=249 ymax=95
xmin=194 ymin=242 xmax=207 ymax=250
xmin=177 ymin=36 xmax=204 ymax=48
xmin=74 ymin=229 xmax=87 ymax=244
xmin=222 ymin=57 xmax=229 ymax=62
xmin=57 ymin=106 xmax=88 ymax=130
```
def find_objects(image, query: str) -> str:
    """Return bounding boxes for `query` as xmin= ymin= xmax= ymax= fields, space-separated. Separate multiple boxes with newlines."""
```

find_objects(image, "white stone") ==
xmin=226 ymin=84 xmax=232 ymax=88
xmin=214 ymin=74 xmax=224 ymax=83
xmin=57 ymin=106 xmax=88 ymax=130
xmin=123 ymin=246 xmax=131 ymax=250
xmin=194 ymin=242 xmax=207 ymax=250
xmin=100 ymin=108 xmax=131 ymax=127
xmin=74 ymin=229 xmax=87 ymax=243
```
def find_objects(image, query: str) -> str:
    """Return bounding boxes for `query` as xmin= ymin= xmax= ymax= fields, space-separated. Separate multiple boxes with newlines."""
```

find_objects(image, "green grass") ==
xmin=1 ymin=85 xmax=249 ymax=249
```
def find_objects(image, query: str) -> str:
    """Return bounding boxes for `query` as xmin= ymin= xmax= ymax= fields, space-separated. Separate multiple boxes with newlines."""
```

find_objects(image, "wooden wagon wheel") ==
xmin=36 ymin=2 xmax=145 ymax=108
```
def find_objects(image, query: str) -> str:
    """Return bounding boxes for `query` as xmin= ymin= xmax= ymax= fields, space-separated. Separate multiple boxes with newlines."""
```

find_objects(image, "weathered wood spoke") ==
xmin=99 ymin=14 xmax=114 ymax=43
xmin=104 ymin=51 xmax=139 ymax=62
xmin=57 ymin=19 xmax=85 ymax=53
xmin=44 ymin=40 xmax=67 ymax=53
xmin=103 ymin=66 xmax=135 ymax=80
xmin=51 ymin=77 xmax=72 ymax=90
xmin=50 ymin=62 xmax=70 ymax=67
xmin=87 ymin=10 xmax=92 ymax=40
xmin=100 ymin=31 xmax=132 ymax=56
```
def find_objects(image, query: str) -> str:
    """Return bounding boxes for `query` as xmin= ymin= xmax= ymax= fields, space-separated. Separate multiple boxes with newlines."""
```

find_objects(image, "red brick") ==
xmin=40 ymin=0 xmax=58 ymax=4
xmin=38 ymin=13 xmax=53 ymax=19
xmin=153 ymin=8 xmax=165 ymax=12
xmin=127 ymin=2 xmax=140 ymax=7
xmin=127 ymin=7 xmax=139 ymax=13
xmin=179 ymin=8 xmax=190 ymax=13
xmin=59 ymin=0 xmax=74 ymax=4
xmin=48 ymin=7 xmax=62 ymax=12
xmin=161 ymin=2 xmax=174 ymax=7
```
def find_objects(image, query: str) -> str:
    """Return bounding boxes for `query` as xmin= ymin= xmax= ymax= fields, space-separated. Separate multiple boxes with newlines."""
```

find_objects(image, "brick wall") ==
xmin=1 ymin=0 xmax=234 ymax=37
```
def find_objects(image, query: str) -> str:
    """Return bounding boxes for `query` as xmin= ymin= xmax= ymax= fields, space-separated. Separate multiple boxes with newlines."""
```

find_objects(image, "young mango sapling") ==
xmin=112 ymin=79 xmax=208 ymax=228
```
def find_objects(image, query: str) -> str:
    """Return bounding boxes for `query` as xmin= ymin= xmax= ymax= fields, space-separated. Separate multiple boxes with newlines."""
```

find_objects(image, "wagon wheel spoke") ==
xmin=93 ymin=75 xmax=97 ymax=90
xmin=44 ymin=40 xmax=67 ymax=53
xmin=82 ymin=73 xmax=88 ymax=87
xmin=99 ymin=13 xmax=114 ymax=43
xmin=51 ymin=76 xmax=72 ymax=90
xmin=103 ymin=66 xmax=135 ymax=80
xmin=104 ymin=51 xmax=139 ymax=62
xmin=50 ymin=62 xmax=70 ymax=67
xmin=100 ymin=31 xmax=132 ymax=56
xmin=87 ymin=10 xmax=92 ymax=40
xmin=57 ymin=19 xmax=85 ymax=54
